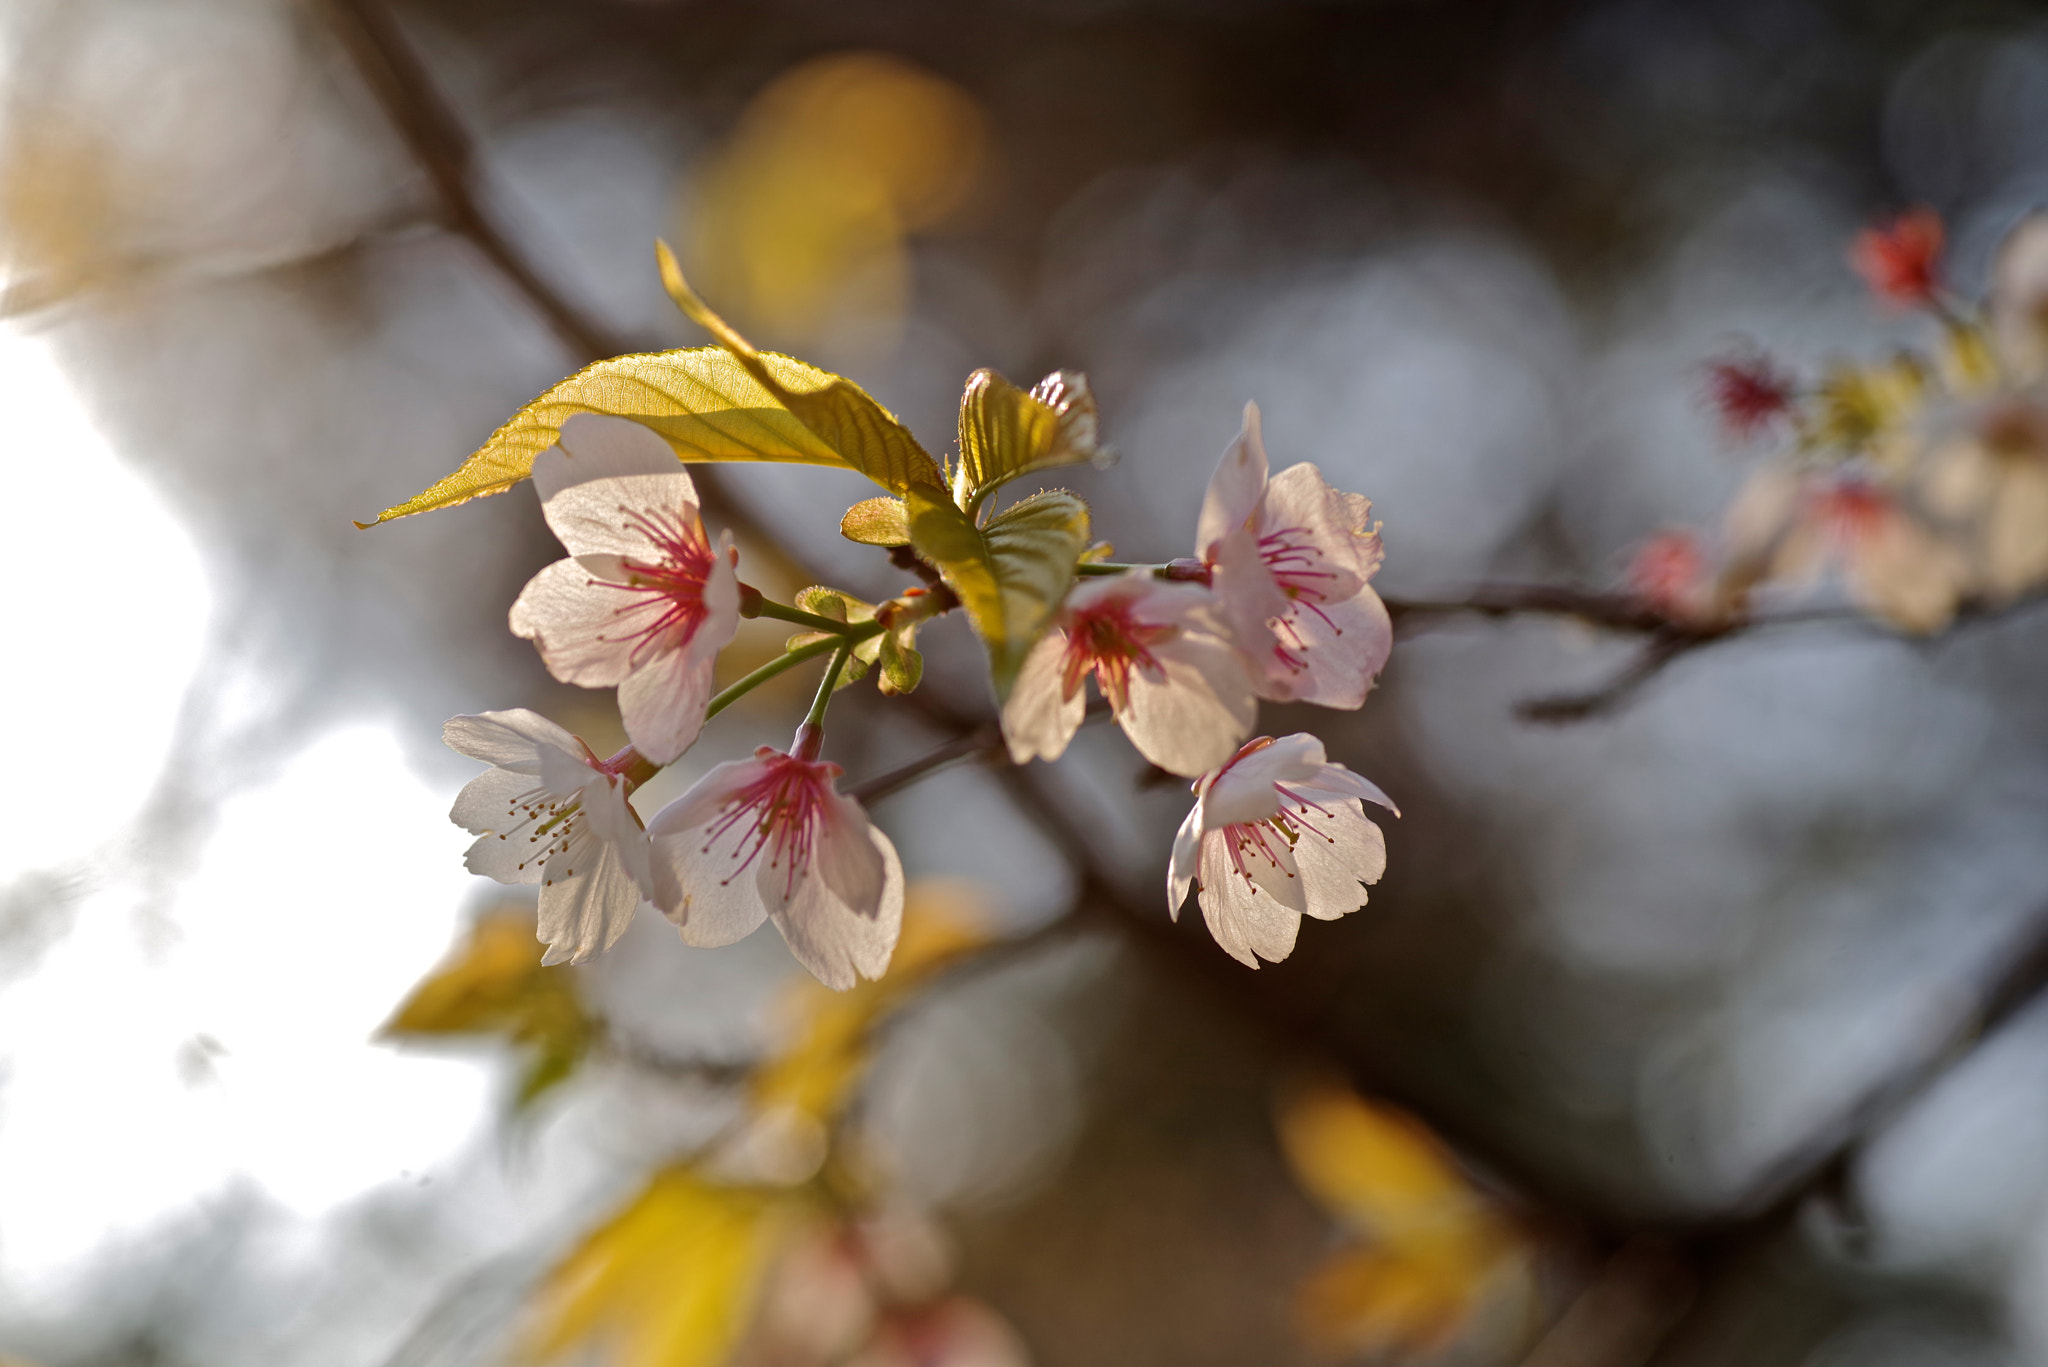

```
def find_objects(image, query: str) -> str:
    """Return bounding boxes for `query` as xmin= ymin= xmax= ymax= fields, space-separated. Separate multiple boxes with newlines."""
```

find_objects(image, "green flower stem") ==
xmin=1075 ymin=561 xmax=1155 ymax=576
xmin=747 ymin=597 xmax=874 ymax=635
xmin=703 ymin=625 xmax=879 ymax=723
xmin=806 ymin=643 xmax=853 ymax=728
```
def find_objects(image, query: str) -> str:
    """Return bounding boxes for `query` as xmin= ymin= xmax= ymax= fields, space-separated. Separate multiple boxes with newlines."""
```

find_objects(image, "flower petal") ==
xmin=541 ymin=473 xmax=712 ymax=559
xmin=1195 ymin=830 xmax=1300 ymax=967
xmin=534 ymin=413 xmax=694 ymax=503
xmin=449 ymin=765 xmax=542 ymax=836
xmin=1167 ymin=797 xmax=1204 ymax=920
xmin=771 ymin=828 xmax=906 ymax=990
xmin=1196 ymin=402 xmax=1270 ymax=558
xmin=1202 ymin=734 xmax=1326 ymax=829
xmin=646 ymin=758 xmax=778 ymax=945
xmin=1120 ymin=633 xmax=1258 ymax=777
xmin=443 ymin=709 xmax=579 ymax=774
xmin=618 ymin=641 xmax=718 ymax=765
xmin=1261 ymin=587 xmax=1394 ymax=709
xmin=1289 ymin=798 xmax=1386 ymax=920
xmin=1001 ymin=626 xmax=1086 ymax=764
xmin=1297 ymin=762 xmax=1399 ymax=816
xmin=508 ymin=557 xmax=644 ymax=688
xmin=462 ymin=827 xmax=541 ymax=885
xmin=537 ymin=832 xmax=646 ymax=966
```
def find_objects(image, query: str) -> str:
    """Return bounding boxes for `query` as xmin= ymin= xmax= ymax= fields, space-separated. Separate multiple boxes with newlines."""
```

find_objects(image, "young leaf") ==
xmin=527 ymin=1166 xmax=784 ymax=1367
xmin=840 ymin=495 xmax=912 ymax=546
xmin=878 ymin=626 xmax=923 ymax=695
xmin=382 ymin=910 xmax=594 ymax=1108
xmin=906 ymin=485 xmax=1090 ymax=695
xmin=363 ymin=348 xmax=867 ymax=524
xmin=657 ymin=240 xmax=946 ymax=496
xmin=952 ymin=368 xmax=1102 ymax=512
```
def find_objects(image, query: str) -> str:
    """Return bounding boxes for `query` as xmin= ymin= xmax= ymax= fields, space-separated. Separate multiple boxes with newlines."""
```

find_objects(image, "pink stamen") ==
xmin=1256 ymin=527 xmax=1344 ymax=677
xmin=699 ymin=748 xmax=842 ymax=901
xmin=584 ymin=502 xmax=719 ymax=666
xmin=1060 ymin=596 xmax=1176 ymax=712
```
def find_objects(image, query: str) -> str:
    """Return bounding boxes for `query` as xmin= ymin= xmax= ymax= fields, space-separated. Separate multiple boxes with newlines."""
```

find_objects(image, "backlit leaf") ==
xmin=658 ymin=240 xmax=946 ymax=496
xmin=906 ymin=486 xmax=1090 ymax=696
xmin=840 ymin=495 xmax=912 ymax=546
xmin=382 ymin=910 xmax=593 ymax=1107
xmin=527 ymin=1166 xmax=785 ymax=1367
xmin=751 ymin=883 xmax=992 ymax=1126
xmin=952 ymin=368 xmax=1101 ymax=512
xmin=365 ymin=347 xmax=866 ymax=524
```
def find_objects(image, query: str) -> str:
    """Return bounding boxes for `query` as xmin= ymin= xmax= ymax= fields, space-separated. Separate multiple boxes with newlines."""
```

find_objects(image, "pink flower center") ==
xmin=1804 ymin=478 xmax=1892 ymax=547
xmin=587 ymin=504 xmax=719 ymax=665
xmin=699 ymin=748 xmax=842 ymax=900
xmin=1258 ymin=526 xmax=1342 ymax=672
xmin=1220 ymin=785 xmax=1339 ymax=893
xmin=1061 ymin=598 xmax=1174 ymax=711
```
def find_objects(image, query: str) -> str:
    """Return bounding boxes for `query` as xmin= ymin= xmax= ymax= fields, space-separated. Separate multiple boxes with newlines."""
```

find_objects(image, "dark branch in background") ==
xmin=319 ymin=8 xmax=2048 ymax=1364
xmin=319 ymin=0 xmax=811 ymax=584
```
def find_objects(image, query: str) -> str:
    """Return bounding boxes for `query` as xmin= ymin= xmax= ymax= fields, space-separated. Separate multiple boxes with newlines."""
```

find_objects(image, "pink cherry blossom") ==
xmin=1722 ymin=465 xmax=1971 ymax=633
xmin=1168 ymin=734 xmax=1396 ymax=969
xmin=645 ymin=729 xmax=903 ymax=990
xmin=444 ymin=709 xmax=653 ymax=966
xmin=1002 ymin=571 xmax=1257 ymax=777
xmin=1196 ymin=403 xmax=1392 ymax=709
xmin=510 ymin=413 xmax=741 ymax=764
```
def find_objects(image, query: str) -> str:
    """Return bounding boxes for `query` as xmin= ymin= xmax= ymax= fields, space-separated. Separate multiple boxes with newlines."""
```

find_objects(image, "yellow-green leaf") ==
xmin=658 ymin=240 xmax=945 ymax=496
xmin=953 ymin=368 xmax=1101 ymax=512
xmin=365 ymin=347 xmax=867 ymax=524
xmin=527 ymin=1166 xmax=784 ymax=1367
xmin=840 ymin=495 xmax=912 ymax=546
xmin=907 ymin=485 xmax=1090 ymax=695
xmin=878 ymin=627 xmax=922 ymax=695
xmin=381 ymin=910 xmax=593 ymax=1108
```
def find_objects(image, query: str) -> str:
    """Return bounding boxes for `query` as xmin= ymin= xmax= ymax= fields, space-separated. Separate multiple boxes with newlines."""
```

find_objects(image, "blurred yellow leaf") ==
xmin=528 ymin=1166 xmax=783 ymax=1367
xmin=684 ymin=52 xmax=986 ymax=345
xmin=364 ymin=344 xmax=908 ymax=524
xmin=1278 ymin=1081 xmax=1527 ymax=1359
xmin=383 ymin=911 xmax=592 ymax=1106
xmin=750 ymin=882 xmax=992 ymax=1126
xmin=906 ymin=487 xmax=1091 ymax=697
xmin=658 ymin=241 xmax=946 ymax=499
xmin=954 ymin=369 xmax=1101 ymax=513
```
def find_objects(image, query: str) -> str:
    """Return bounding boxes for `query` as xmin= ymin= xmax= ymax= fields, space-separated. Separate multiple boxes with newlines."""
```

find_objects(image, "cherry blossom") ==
xmin=1702 ymin=354 xmax=1795 ymax=442
xmin=1168 ymin=734 xmax=1396 ymax=969
xmin=1721 ymin=465 xmax=1971 ymax=633
xmin=1002 ymin=571 xmax=1257 ymax=777
xmin=1850 ymin=206 xmax=1943 ymax=309
xmin=445 ymin=709 xmax=653 ymax=966
xmin=1196 ymin=403 xmax=1392 ymax=709
xmin=645 ymin=728 xmax=903 ymax=990
xmin=1627 ymin=528 xmax=1715 ymax=623
xmin=510 ymin=413 xmax=741 ymax=765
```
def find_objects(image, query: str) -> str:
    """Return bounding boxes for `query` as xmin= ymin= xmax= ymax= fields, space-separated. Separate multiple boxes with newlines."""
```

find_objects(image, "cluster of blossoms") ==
xmin=1631 ymin=207 xmax=2048 ymax=633
xmin=418 ymin=264 xmax=1402 ymax=986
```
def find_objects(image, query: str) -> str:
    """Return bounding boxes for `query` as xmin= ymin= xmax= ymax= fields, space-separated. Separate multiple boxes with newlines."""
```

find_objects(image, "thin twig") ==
xmin=847 ymin=727 xmax=1002 ymax=804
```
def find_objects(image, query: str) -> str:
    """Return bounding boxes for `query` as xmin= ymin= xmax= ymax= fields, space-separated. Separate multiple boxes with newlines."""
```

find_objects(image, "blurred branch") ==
xmin=315 ymin=0 xmax=811 ymax=582
xmin=316 ymin=0 xmax=621 ymax=361
xmin=1386 ymin=583 xmax=2048 ymax=722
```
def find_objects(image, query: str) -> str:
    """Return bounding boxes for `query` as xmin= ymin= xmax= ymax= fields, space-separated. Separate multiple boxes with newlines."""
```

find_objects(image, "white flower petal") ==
xmin=449 ymin=765 xmax=541 ymax=836
xmin=442 ymin=709 xmax=578 ymax=773
xmin=1296 ymin=762 xmax=1399 ymax=816
xmin=508 ymin=556 xmax=644 ymax=687
xmin=618 ymin=642 xmax=717 ymax=765
xmin=534 ymin=413 xmax=693 ymax=503
xmin=462 ymin=828 xmax=541 ymax=885
xmin=1289 ymin=798 xmax=1386 ymax=920
xmin=1201 ymin=734 xmax=1325 ymax=829
xmin=1195 ymin=402 xmax=1270 ymax=557
xmin=771 ymin=828 xmax=905 ymax=990
xmin=1261 ymin=586 xmax=1393 ymax=708
xmin=1167 ymin=797 xmax=1204 ymax=920
xmin=1001 ymin=627 xmax=1085 ymax=764
xmin=541 ymin=473 xmax=711 ymax=559
xmin=1119 ymin=633 xmax=1257 ymax=777
xmin=1195 ymin=830 xmax=1300 ymax=968
xmin=537 ymin=833 xmax=646 ymax=966
xmin=1263 ymin=463 xmax=1382 ymax=587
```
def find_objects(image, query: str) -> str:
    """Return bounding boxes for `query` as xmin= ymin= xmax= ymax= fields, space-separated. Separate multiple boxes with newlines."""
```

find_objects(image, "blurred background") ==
xmin=4 ymin=0 xmax=2048 ymax=1363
